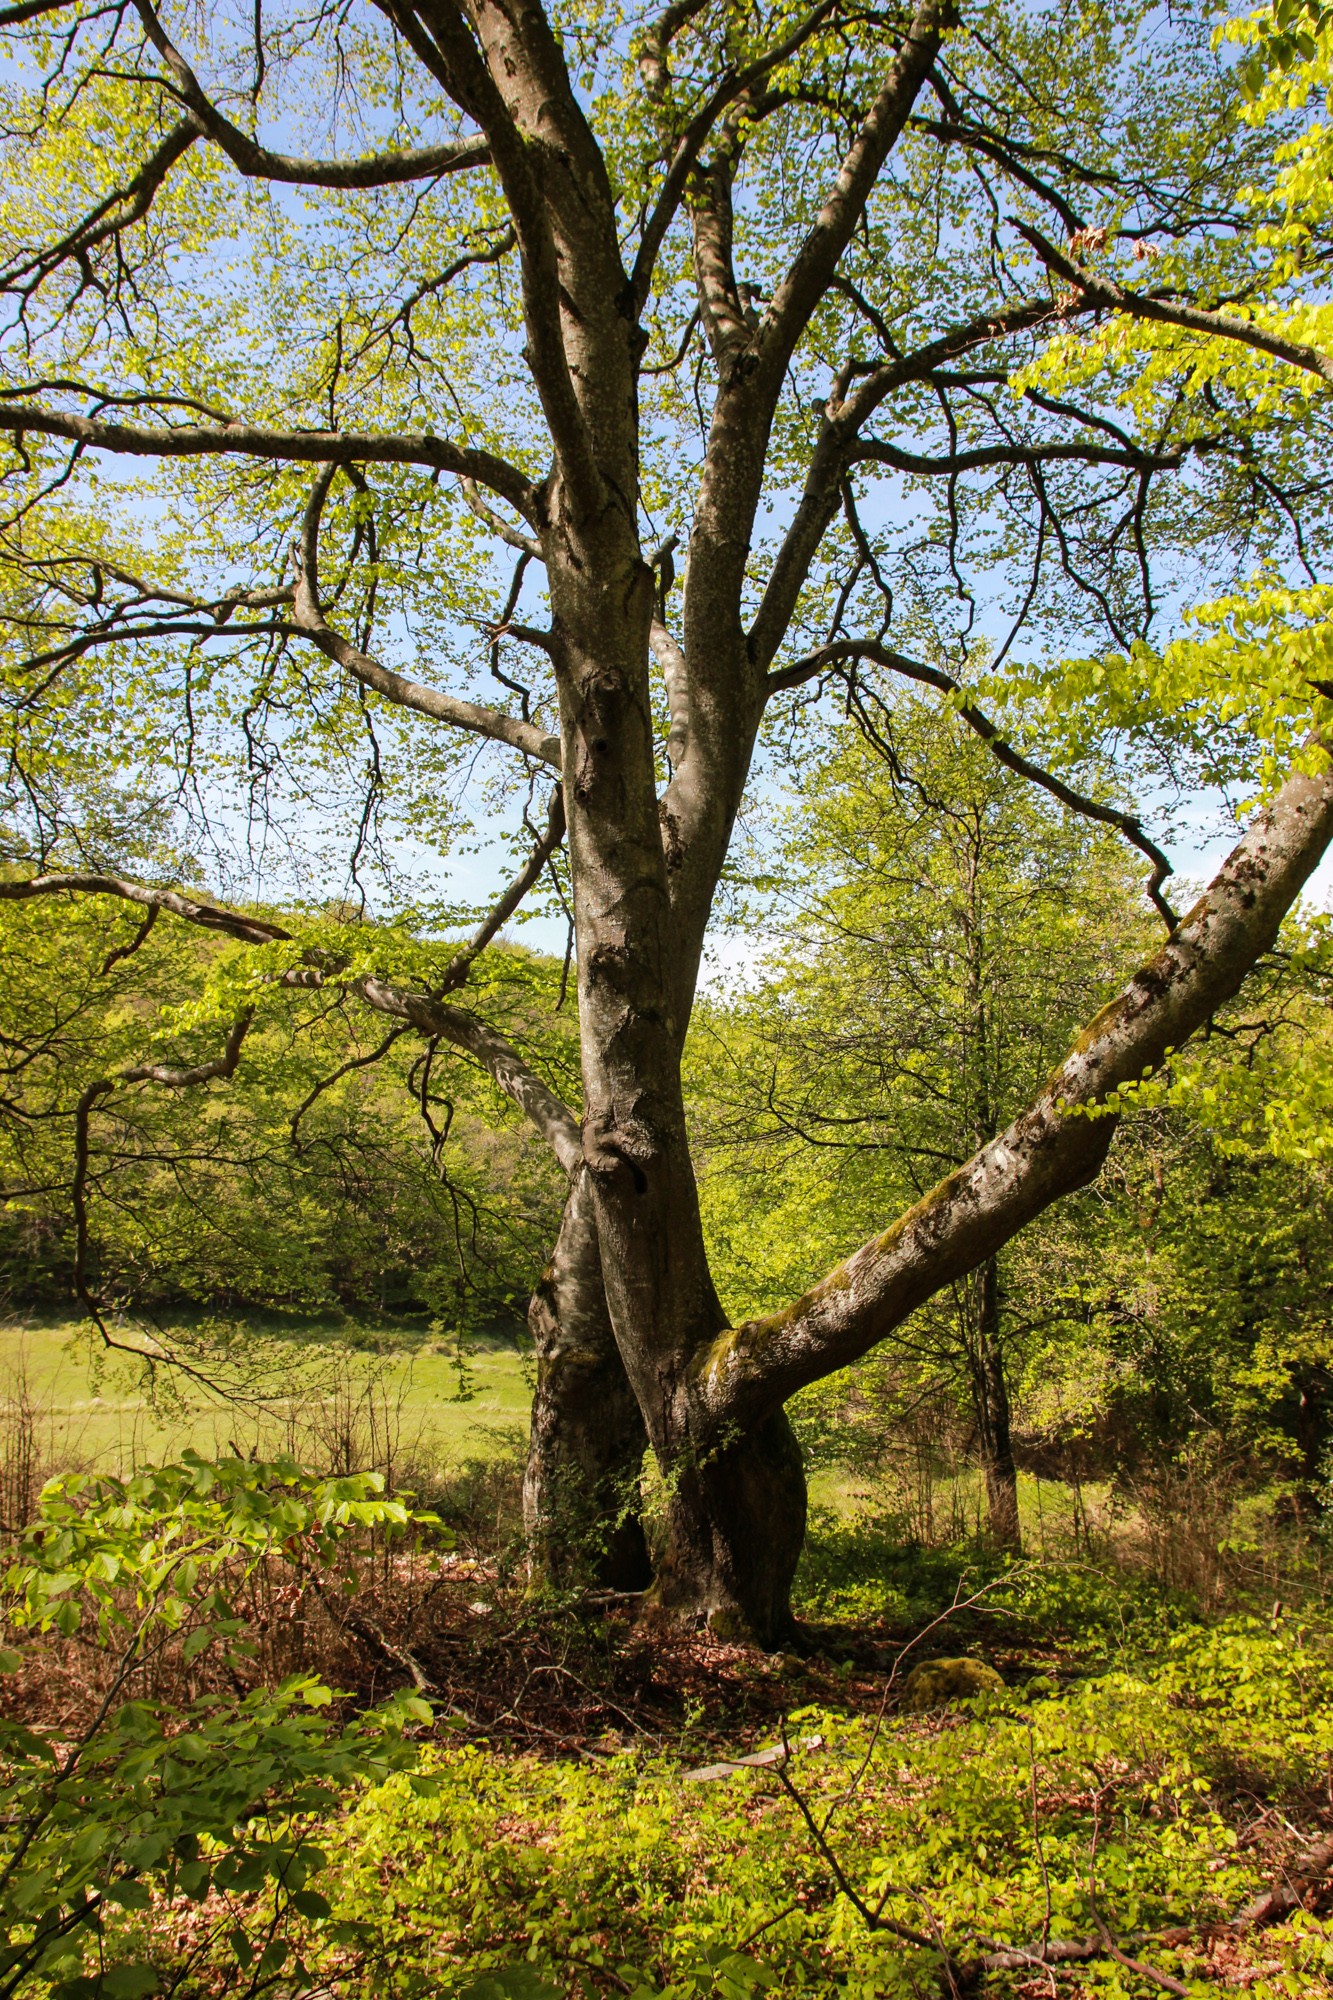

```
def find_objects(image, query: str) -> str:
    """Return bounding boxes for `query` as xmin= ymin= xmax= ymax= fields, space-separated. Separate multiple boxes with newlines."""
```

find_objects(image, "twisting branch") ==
xmin=767 ymin=639 xmax=1178 ymax=925
xmin=98 ymin=902 xmax=158 ymax=974
xmin=118 ymin=1009 xmax=254 ymax=1090
xmin=460 ymin=476 xmax=543 ymax=559
xmin=354 ymin=978 xmax=582 ymax=1174
xmin=630 ymin=0 xmax=841 ymax=316
xmin=289 ymin=1024 xmax=412 ymax=1143
xmin=130 ymin=0 xmax=490 ymax=189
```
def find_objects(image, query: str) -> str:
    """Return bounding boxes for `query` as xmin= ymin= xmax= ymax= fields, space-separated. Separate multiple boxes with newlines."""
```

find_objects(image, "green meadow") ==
xmin=0 ymin=1312 xmax=533 ymax=1479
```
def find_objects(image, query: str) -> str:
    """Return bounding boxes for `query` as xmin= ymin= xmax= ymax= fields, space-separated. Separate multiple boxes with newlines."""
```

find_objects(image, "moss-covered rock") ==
xmin=900 ymin=1655 xmax=1005 ymax=1711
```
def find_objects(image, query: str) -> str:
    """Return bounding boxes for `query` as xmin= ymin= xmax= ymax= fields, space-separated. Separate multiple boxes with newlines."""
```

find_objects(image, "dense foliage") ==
xmin=0 ymin=893 xmax=570 ymax=1327
xmin=6 ymin=1469 xmax=1333 ymax=1998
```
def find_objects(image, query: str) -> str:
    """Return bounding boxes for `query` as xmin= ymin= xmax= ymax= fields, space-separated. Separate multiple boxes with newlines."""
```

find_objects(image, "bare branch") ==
xmin=99 ymin=902 xmax=159 ymax=974
xmin=290 ymin=470 xmax=560 ymax=766
xmin=0 ymin=0 xmax=81 ymax=21
xmin=1 ymin=119 xmax=199 ymax=299
xmin=765 ymin=637 xmax=1178 ymax=926
xmin=192 ymin=109 xmax=490 ymax=191
xmin=437 ymin=782 xmax=566 ymax=988
xmin=376 ymin=0 xmax=613 ymax=521
xmin=758 ymin=0 xmax=950 ymax=370
xmin=460 ymin=475 xmax=543 ymax=558
xmin=749 ymin=294 xmax=1073 ymax=671
xmin=120 ymin=1009 xmax=253 ymax=1088
xmin=852 ymin=434 xmax=1191 ymax=478
xmin=915 ymin=107 xmax=1083 ymax=236
xmin=630 ymin=0 xmax=840 ymax=317
xmin=651 ymin=615 xmax=690 ymax=770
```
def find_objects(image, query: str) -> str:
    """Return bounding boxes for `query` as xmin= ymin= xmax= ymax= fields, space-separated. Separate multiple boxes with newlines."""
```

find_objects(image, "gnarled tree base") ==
xmin=523 ymin=1171 xmax=652 ymax=1592
xmin=646 ymin=1408 xmax=808 ymax=1648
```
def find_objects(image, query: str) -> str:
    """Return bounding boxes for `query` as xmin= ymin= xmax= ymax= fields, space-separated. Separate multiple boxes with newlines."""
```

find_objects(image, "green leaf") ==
xmin=457 ymin=1968 xmax=563 ymax=2000
xmin=99 ymin=1967 xmax=160 ymax=1998
xmin=104 ymin=1879 xmax=152 ymax=1910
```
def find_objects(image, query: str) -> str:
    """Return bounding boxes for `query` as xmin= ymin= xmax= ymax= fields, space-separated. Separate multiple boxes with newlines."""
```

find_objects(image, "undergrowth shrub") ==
xmin=157 ymin=1614 xmax=1330 ymax=2000
xmin=0 ymin=1455 xmax=444 ymax=1997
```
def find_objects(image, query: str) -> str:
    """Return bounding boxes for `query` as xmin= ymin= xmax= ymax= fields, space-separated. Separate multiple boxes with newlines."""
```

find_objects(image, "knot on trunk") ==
xmin=571 ymin=668 xmax=627 ymax=802
xmin=582 ymin=1112 xmax=657 ymax=1192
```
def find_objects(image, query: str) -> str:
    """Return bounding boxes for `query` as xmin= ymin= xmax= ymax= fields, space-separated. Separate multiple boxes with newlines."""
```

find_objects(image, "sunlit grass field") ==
xmin=1 ymin=1311 xmax=1111 ymax=1559
xmin=0 ymin=1311 xmax=533 ymax=1479
xmin=0 ymin=1312 xmax=1143 ymax=1583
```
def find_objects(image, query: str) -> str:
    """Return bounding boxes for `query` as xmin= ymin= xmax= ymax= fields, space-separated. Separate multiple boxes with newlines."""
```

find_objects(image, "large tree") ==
xmin=2 ymin=0 xmax=1332 ymax=1640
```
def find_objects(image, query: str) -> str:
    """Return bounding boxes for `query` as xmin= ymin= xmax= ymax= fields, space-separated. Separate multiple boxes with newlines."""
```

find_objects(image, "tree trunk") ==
xmin=547 ymin=506 xmax=797 ymax=1631
xmin=968 ymin=1258 xmax=1022 ymax=1552
xmin=647 ymin=1406 xmax=808 ymax=1646
xmin=1292 ymin=1363 xmax=1332 ymax=1515
xmin=522 ymin=1168 xmax=652 ymax=1592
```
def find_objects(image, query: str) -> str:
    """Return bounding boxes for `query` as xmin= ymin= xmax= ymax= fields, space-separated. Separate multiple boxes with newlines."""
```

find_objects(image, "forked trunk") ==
xmin=522 ymin=1169 xmax=652 ymax=1591
xmin=647 ymin=1407 xmax=808 ymax=1646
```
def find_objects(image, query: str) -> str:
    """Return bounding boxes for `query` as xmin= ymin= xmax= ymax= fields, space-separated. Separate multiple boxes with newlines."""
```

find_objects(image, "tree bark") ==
xmin=1292 ymin=1362 xmax=1332 ymax=1515
xmin=968 ymin=1259 xmax=1022 ymax=1552
xmin=646 ymin=1407 xmax=808 ymax=1645
xmin=522 ymin=1168 xmax=652 ymax=1591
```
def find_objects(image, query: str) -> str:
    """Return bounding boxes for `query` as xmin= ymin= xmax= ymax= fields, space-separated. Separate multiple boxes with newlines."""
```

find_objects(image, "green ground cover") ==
xmin=0 ymin=1379 xmax=1328 ymax=1996
xmin=300 ymin=1617 xmax=1332 ymax=1999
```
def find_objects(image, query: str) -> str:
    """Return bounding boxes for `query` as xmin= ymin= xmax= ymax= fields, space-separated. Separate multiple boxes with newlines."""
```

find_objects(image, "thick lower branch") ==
xmin=695 ymin=742 xmax=1333 ymax=1423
